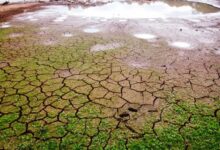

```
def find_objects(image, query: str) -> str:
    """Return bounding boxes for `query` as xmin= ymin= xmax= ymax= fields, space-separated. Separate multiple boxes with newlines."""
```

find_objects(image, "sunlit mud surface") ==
xmin=0 ymin=0 xmax=220 ymax=149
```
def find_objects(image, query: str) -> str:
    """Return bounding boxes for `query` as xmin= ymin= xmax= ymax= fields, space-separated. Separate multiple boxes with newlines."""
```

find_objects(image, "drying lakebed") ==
xmin=0 ymin=0 xmax=220 ymax=149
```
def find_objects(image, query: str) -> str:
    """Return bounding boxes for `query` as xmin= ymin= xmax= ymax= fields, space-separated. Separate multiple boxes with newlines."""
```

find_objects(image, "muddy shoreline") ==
xmin=0 ymin=0 xmax=110 ymax=20
xmin=0 ymin=2 xmax=46 ymax=20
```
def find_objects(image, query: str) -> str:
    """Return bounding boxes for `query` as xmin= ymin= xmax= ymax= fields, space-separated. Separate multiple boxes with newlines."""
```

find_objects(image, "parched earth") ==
xmin=0 ymin=1 xmax=220 ymax=150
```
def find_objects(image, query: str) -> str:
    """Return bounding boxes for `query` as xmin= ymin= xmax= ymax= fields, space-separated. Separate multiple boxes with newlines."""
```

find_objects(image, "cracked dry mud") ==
xmin=0 ymin=1 xmax=220 ymax=150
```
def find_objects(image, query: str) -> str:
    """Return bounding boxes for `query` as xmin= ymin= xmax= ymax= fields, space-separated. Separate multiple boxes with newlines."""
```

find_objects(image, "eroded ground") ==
xmin=0 ymin=0 xmax=220 ymax=149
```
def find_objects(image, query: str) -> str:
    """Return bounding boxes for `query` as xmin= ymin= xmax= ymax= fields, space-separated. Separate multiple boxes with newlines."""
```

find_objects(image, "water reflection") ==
xmin=83 ymin=28 xmax=100 ymax=33
xmin=0 ymin=22 xmax=11 ymax=28
xmin=134 ymin=33 xmax=157 ymax=40
xmin=65 ymin=0 xmax=220 ymax=19
xmin=170 ymin=41 xmax=191 ymax=49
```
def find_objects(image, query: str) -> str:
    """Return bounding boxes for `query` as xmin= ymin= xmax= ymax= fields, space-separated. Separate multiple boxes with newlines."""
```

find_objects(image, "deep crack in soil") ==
xmin=0 ymin=0 xmax=220 ymax=149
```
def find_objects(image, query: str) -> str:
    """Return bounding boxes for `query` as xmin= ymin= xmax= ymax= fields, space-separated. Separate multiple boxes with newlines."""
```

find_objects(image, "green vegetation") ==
xmin=0 ymin=23 xmax=219 ymax=149
xmin=0 ymin=97 xmax=219 ymax=149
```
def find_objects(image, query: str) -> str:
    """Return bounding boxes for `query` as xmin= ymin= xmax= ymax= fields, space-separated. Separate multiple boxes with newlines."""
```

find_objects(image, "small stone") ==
xmin=128 ymin=107 xmax=138 ymax=112
xmin=119 ymin=112 xmax=129 ymax=118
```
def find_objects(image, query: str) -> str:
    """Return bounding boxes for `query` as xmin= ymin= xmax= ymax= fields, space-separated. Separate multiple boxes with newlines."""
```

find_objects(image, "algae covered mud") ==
xmin=0 ymin=0 xmax=220 ymax=149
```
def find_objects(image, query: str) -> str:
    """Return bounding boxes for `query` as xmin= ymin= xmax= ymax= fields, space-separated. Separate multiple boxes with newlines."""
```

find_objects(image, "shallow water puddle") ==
xmin=40 ymin=27 xmax=49 ymax=30
xmin=119 ymin=19 xmax=127 ymax=22
xmin=170 ymin=41 xmax=191 ymax=49
xmin=100 ymin=18 xmax=108 ymax=22
xmin=129 ymin=61 xmax=148 ymax=68
xmin=83 ymin=28 xmax=100 ymax=33
xmin=54 ymin=15 xmax=68 ymax=22
xmin=148 ymin=18 xmax=157 ymax=21
xmin=90 ymin=42 xmax=123 ymax=52
xmin=62 ymin=32 xmax=73 ymax=37
xmin=134 ymin=33 xmax=157 ymax=40
xmin=67 ymin=0 xmax=220 ymax=19
xmin=29 ymin=18 xmax=39 ymax=22
xmin=0 ymin=22 xmax=11 ymax=28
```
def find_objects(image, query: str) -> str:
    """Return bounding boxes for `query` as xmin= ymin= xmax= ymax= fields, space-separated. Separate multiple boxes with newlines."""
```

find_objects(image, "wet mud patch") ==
xmin=53 ymin=15 xmax=68 ymax=23
xmin=83 ymin=27 xmax=100 ymax=33
xmin=90 ymin=42 xmax=124 ymax=52
xmin=127 ymin=60 xmax=149 ymax=68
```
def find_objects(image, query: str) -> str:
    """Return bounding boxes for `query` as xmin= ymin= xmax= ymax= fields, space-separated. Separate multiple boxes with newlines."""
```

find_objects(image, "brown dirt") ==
xmin=0 ymin=2 xmax=45 ymax=20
